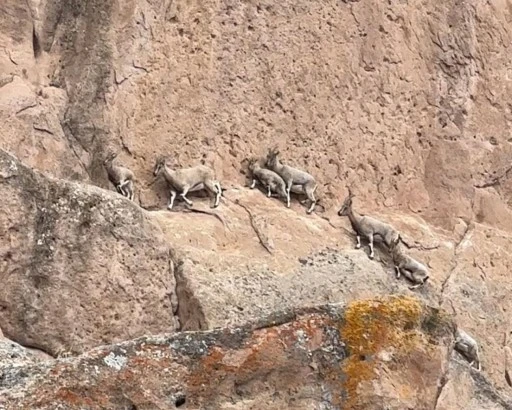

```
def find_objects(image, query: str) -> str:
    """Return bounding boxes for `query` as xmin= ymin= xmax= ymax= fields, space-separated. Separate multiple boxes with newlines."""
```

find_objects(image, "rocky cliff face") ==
xmin=2 ymin=0 xmax=512 ymax=408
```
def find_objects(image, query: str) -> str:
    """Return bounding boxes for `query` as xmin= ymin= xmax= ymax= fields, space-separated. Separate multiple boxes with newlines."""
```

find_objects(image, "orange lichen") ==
xmin=339 ymin=296 xmax=425 ymax=409
xmin=185 ymin=315 xmax=331 ymax=406
xmin=54 ymin=388 xmax=98 ymax=406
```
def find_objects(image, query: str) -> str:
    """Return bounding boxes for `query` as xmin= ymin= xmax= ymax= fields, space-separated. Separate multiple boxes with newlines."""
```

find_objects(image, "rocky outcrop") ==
xmin=0 ymin=149 xmax=178 ymax=356
xmin=0 ymin=296 xmax=471 ymax=410
xmin=2 ymin=0 xmax=512 ymax=407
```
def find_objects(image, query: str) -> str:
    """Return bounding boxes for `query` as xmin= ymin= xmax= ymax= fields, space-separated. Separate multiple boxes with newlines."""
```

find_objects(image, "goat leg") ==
xmin=285 ymin=182 xmax=292 ymax=208
xmin=306 ymin=186 xmax=316 ymax=214
xmin=267 ymin=185 xmax=272 ymax=197
xmin=120 ymin=180 xmax=133 ymax=200
xmin=395 ymin=266 xmax=401 ymax=279
xmin=119 ymin=184 xmax=129 ymax=198
xmin=368 ymin=235 xmax=374 ymax=259
xmin=279 ymin=188 xmax=288 ymax=202
xmin=474 ymin=351 xmax=482 ymax=371
xmin=168 ymin=190 xmax=177 ymax=210
xmin=120 ymin=184 xmax=130 ymax=200
xmin=307 ymin=200 xmax=316 ymax=214
xmin=180 ymin=186 xmax=193 ymax=206
xmin=213 ymin=183 xmax=221 ymax=207
xmin=356 ymin=235 xmax=361 ymax=249
xmin=250 ymin=179 xmax=256 ymax=189
xmin=128 ymin=182 xmax=134 ymax=201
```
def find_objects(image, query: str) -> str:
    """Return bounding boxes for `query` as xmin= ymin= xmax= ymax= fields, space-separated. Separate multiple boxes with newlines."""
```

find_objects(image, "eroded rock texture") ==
xmin=0 ymin=297 xmax=474 ymax=410
xmin=0 ymin=150 xmax=178 ymax=356
xmin=2 ymin=0 xmax=512 ymax=408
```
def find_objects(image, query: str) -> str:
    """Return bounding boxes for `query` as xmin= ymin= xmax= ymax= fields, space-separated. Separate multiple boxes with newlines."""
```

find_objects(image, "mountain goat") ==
xmin=265 ymin=147 xmax=318 ymax=214
xmin=338 ymin=189 xmax=400 ymax=259
xmin=153 ymin=157 xmax=222 ymax=210
xmin=103 ymin=151 xmax=135 ymax=201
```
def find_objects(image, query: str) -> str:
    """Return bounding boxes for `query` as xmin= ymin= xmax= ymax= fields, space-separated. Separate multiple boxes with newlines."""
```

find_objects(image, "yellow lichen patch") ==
xmin=340 ymin=296 xmax=425 ymax=409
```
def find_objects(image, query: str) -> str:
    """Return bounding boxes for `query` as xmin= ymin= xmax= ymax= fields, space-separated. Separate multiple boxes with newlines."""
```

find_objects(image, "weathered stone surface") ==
xmin=157 ymin=189 xmax=442 ymax=331
xmin=0 ymin=297 xmax=459 ymax=410
xmin=2 ymin=0 xmax=512 ymax=407
xmin=0 ymin=149 xmax=178 ymax=356
xmin=436 ymin=358 xmax=512 ymax=410
xmin=0 ymin=336 xmax=52 ymax=368
xmin=2 ymin=0 xmax=512 ymax=227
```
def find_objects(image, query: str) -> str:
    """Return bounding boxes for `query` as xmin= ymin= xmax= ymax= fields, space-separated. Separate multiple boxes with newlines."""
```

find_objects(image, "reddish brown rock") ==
xmin=0 ymin=297 xmax=463 ymax=410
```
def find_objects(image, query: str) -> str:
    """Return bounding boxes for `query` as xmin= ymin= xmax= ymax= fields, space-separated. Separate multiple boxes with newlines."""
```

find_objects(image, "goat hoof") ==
xmin=369 ymin=254 xmax=374 ymax=259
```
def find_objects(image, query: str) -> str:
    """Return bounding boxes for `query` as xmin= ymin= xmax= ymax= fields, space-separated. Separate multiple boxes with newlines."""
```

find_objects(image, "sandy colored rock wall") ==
xmin=3 ymin=0 xmax=512 ymax=227
xmin=2 ymin=0 xmax=512 ymax=408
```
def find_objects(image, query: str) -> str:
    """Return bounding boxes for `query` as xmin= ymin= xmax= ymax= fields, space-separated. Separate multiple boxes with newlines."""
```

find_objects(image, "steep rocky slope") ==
xmin=2 ymin=0 xmax=512 ymax=408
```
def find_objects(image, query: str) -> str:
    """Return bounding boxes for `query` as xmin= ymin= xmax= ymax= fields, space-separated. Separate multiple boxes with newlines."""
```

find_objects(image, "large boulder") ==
xmin=0 ymin=149 xmax=178 ymax=356
xmin=0 ymin=296 xmax=470 ymax=410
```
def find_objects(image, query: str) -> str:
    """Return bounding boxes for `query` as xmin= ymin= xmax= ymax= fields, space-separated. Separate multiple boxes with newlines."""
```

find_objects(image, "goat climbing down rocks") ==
xmin=103 ymin=151 xmax=135 ymax=201
xmin=265 ymin=147 xmax=318 ymax=214
xmin=153 ymin=156 xmax=222 ymax=210
xmin=389 ymin=241 xmax=429 ymax=289
xmin=338 ymin=189 xmax=400 ymax=259
xmin=248 ymin=157 xmax=288 ymax=201
xmin=455 ymin=328 xmax=481 ymax=371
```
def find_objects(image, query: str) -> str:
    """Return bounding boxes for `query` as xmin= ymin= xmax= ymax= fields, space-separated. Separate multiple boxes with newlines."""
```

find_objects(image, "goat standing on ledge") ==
xmin=153 ymin=157 xmax=222 ymax=210
xmin=103 ymin=151 xmax=135 ymax=201
xmin=265 ymin=147 xmax=318 ymax=214
xmin=248 ymin=157 xmax=288 ymax=201
xmin=389 ymin=241 xmax=429 ymax=289
xmin=338 ymin=189 xmax=399 ymax=259
xmin=455 ymin=328 xmax=481 ymax=371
